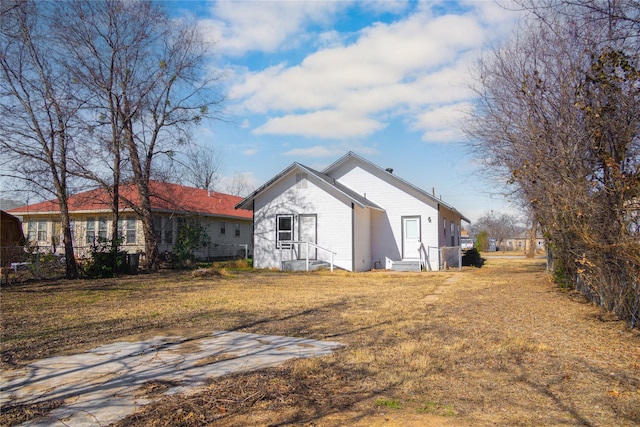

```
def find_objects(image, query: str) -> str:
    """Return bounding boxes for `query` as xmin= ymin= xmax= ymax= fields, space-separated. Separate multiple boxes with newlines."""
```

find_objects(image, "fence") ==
xmin=1 ymin=245 xmax=66 ymax=283
xmin=0 ymin=242 xmax=251 ymax=284
xmin=437 ymin=246 xmax=462 ymax=270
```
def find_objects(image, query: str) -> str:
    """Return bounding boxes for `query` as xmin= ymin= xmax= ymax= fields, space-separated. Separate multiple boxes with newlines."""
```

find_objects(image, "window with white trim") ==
xmin=52 ymin=220 xmax=61 ymax=246
xmin=85 ymin=217 xmax=109 ymax=243
xmin=450 ymin=222 xmax=455 ymax=246
xmin=118 ymin=217 xmax=137 ymax=244
xmin=164 ymin=218 xmax=174 ymax=244
xmin=98 ymin=217 xmax=108 ymax=241
xmin=27 ymin=221 xmax=36 ymax=241
xmin=86 ymin=217 xmax=96 ymax=243
xmin=276 ymin=214 xmax=293 ymax=246
xmin=26 ymin=220 xmax=47 ymax=242
xmin=153 ymin=216 xmax=174 ymax=244
xmin=37 ymin=220 xmax=47 ymax=241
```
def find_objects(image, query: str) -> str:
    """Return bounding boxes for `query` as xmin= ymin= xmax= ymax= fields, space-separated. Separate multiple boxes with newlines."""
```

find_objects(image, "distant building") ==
xmin=503 ymin=231 xmax=545 ymax=253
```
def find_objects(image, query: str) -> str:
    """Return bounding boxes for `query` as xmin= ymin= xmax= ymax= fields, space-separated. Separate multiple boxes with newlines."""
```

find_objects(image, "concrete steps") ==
xmin=390 ymin=260 xmax=421 ymax=272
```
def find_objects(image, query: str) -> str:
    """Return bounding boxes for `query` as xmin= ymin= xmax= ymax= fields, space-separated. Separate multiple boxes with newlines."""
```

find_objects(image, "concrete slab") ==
xmin=0 ymin=331 xmax=343 ymax=427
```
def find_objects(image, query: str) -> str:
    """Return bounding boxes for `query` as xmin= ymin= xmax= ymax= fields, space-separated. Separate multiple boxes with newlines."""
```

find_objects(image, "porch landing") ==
xmin=390 ymin=260 xmax=421 ymax=272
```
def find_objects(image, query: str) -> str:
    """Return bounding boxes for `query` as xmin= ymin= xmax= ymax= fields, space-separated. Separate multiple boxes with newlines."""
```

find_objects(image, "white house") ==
xmin=236 ymin=152 xmax=469 ymax=272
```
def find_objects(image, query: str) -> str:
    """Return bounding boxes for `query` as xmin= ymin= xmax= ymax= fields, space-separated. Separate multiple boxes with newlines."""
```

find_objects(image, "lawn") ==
xmin=1 ymin=258 xmax=639 ymax=426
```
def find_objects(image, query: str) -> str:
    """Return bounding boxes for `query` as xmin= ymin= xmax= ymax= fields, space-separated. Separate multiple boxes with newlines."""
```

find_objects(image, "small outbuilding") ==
xmin=236 ymin=152 xmax=469 ymax=272
xmin=1 ymin=210 xmax=26 ymax=268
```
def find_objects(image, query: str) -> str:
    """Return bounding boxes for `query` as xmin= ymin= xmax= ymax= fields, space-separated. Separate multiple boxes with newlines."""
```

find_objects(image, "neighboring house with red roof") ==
xmin=7 ymin=181 xmax=253 ymax=260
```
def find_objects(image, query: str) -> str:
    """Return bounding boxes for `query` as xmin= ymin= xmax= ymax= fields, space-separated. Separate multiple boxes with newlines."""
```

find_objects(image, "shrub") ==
xmin=475 ymin=231 xmax=489 ymax=252
xmin=462 ymin=248 xmax=485 ymax=268
xmin=173 ymin=221 xmax=210 ymax=268
xmin=83 ymin=240 xmax=128 ymax=278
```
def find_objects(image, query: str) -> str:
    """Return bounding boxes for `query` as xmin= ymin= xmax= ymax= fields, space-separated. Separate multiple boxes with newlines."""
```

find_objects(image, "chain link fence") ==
xmin=1 ymin=242 xmax=252 ymax=284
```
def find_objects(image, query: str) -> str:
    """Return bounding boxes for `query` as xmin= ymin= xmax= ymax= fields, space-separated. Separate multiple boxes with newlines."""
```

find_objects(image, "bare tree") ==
xmin=53 ymin=0 xmax=223 ymax=269
xmin=224 ymin=173 xmax=255 ymax=197
xmin=467 ymin=0 xmax=640 ymax=325
xmin=469 ymin=211 xmax=521 ymax=251
xmin=0 ymin=1 xmax=80 ymax=278
xmin=181 ymin=145 xmax=222 ymax=191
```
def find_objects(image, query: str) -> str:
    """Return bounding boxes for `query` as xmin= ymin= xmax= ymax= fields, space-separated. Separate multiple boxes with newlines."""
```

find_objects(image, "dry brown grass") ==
xmin=1 ymin=259 xmax=639 ymax=426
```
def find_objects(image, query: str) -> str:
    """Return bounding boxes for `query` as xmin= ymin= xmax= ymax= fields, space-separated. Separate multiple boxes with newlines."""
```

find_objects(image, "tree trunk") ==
xmin=122 ymin=93 xmax=158 ymax=270
xmin=526 ymin=221 xmax=537 ymax=258
xmin=59 ymin=203 xmax=78 ymax=279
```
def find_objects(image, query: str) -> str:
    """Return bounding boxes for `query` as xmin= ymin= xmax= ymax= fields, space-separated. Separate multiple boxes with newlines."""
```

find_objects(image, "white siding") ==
xmin=196 ymin=218 xmax=253 ymax=259
xmin=252 ymin=169 xmax=354 ymax=270
xmin=353 ymin=205 xmax=372 ymax=272
xmin=330 ymin=164 xmax=440 ymax=266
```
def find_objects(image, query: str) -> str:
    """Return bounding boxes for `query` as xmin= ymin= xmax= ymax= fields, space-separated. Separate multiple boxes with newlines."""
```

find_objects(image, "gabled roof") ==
xmin=235 ymin=162 xmax=384 ymax=211
xmin=8 ymin=181 xmax=252 ymax=220
xmin=324 ymin=152 xmax=470 ymax=223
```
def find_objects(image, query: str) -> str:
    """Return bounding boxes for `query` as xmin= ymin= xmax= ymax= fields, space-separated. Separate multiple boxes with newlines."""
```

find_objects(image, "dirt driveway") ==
xmin=1 ymin=259 xmax=639 ymax=426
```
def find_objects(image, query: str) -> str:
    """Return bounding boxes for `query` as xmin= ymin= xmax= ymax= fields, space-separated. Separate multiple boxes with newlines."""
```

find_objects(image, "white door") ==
xmin=298 ymin=214 xmax=317 ymax=259
xmin=402 ymin=217 xmax=421 ymax=260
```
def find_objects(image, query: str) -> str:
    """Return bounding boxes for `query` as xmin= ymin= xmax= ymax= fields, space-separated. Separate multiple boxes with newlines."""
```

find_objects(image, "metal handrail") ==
xmin=418 ymin=242 xmax=431 ymax=271
xmin=277 ymin=240 xmax=336 ymax=272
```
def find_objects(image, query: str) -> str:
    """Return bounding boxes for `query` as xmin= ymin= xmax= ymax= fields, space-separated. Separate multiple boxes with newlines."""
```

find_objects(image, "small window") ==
xmin=164 ymin=218 xmax=174 ymax=244
xmin=37 ymin=220 xmax=47 ymax=241
xmin=98 ymin=217 xmax=108 ymax=241
xmin=153 ymin=217 xmax=163 ymax=241
xmin=177 ymin=217 xmax=186 ymax=238
xmin=119 ymin=217 xmax=136 ymax=244
xmin=86 ymin=217 xmax=96 ymax=243
xmin=27 ymin=221 xmax=37 ymax=241
xmin=220 ymin=221 xmax=226 ymax=235
xmin=235 ymin=223 xmax=240 ymax=237
xmin=296 ymin=173 xmax=307 ymax=189
xmin=276 ymin=215 xmax=293 ymax=246
xmin=52 ymin=220 xmax=61 ymax=246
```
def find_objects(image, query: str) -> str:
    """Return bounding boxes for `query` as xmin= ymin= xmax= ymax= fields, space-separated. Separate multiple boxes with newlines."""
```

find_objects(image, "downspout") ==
xmin=251 ymin=201 xmax=255 ymax=262
xmin=351 ymin=202 xmax=355 ymax=272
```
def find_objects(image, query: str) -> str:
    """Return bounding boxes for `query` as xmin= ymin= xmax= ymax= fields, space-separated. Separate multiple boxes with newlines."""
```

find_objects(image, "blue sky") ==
xmin=169 ymin=1 xmax=522 ymax=224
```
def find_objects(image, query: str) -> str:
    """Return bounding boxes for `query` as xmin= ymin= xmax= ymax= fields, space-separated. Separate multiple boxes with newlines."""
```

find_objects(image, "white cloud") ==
xmin=214 ymin=1 xmax=521 ymax=143
xmin=463 ymin=0 xmax=521 ymax=27
xmin=412 ymin=102 xmax=473 ymax=143
xmin=254 ymin=110 xmax=385 ymax=139
xmin=283 ymin=145 xmax=336 ymax=158
xmin=284 ymin=143 xmax=379 ymax=158
xmin=227 ymin=6 xmax=489 ymax=139
xmin=360 ymin=0 xmax=411 ymax=15
xmin=242 ymin=148 xmax=257 ymax=156
xmin=415 ymin=102 xmax=472 ymax=129
xmin=200 ymin=1 xmax=344 ymax=56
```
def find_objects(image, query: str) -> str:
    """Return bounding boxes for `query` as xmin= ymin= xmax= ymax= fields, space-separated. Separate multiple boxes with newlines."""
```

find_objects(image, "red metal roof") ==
xmin=7 ymin=181 xmax=252 ymax=220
